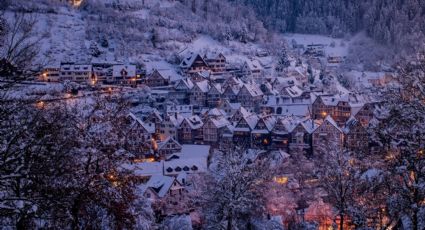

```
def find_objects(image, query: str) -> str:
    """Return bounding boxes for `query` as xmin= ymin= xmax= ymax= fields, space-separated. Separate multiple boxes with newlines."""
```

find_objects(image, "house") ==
xmin=178 ymin=115 xmax=204 ymax=144
xmin=156 ymin=137 xmax=182 ymax=158
xmin=159 ymin=113 xmax=185 ymax=141
xmin=304 ymin=44 xmax=325 ymax=57
xmin=270 ymin=117 xmax=292 ymax=151
xmin=59 ymin=63 xmax=94 ymax=84
xmin=261 ymin=95 xmax=310 ymax=117
xmin=237 ymin=83 xmax=264 ymax=110
xmin=164 ymin=144 xmax=210 ymax=176
xmin=127 ymin=113 xmax=156 ymax=153
xmin=218 ymin=99 xmax=241 ymax=117
xmin=289 ymin=118 xmax=320 ymax=155
xmin=202 ymin=116 xmax=230 ymax=144
xmin=143 ymin=109 xmax=163 ymax=135
xmin=242 ymin=59 xmax=264 ymax=81
xmin=343 ymin=117 xmax=369 ymax=153
xmin=112 ymin=64 xmax=137 ymax=85
xmin=203 ymin=52 xmax=226 ymax=73
xmin=172 ymin=78 xmax=194 ymax=104
xmin=230 ymin=106 xmax=252 ymax=124
xmin=180 ymin=52 xmax=209 ymax=74
xmin=251 ymin=115 xmax=276 ymax=149
xmin=353 ymin=103 xmax=375 ymax=127
xmin=145 ymin=69 xmax=170 ymax=87
xmin=140 ymin=175 xmax=185 ymax=209
xmin=233 ymin=114 xmax=259 ymax=146
xmin=190 ymin=80 xmax=210 ymax=108
xmin=312 ymin=116 xmax=344 ymax=153
xmin=166 ymin=105 xmax=193 ymax=118
xmin=40 ymin=66 xmax=60 ymax=82
xmin=312 ymin=94 xmax=351 ymax=126
xmin=207 ymin=84 xmax=223 ymax=108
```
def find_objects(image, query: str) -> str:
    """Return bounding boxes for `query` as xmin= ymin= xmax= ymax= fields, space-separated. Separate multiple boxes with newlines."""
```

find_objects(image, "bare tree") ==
xmin=0 ymin=13 xmax=42 ymax=76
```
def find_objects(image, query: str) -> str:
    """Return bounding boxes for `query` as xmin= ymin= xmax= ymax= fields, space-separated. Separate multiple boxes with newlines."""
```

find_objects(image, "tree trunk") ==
xmin=412 ymin=210 xmax=418 ymax=230
xmin=227 ymin=214 xmax=232 ymax=230
xmin=71 ymin=197 xmax=81 ymax=230
xmin=339 ymin=213 xmax=344 ymax=230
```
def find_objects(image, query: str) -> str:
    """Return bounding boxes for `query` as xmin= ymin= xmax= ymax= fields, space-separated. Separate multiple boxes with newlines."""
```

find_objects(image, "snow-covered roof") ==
xmin=301 ymin=119 xmax=321 ymax=134
xmin=194 ymin=80 xmax=210 ymax=93
xmin=245 ymin=59 xmax=263 ymax=71
xmin=157 ymin=137 xmax=182 ymax=150
xmin=242 ymin=83 xmax=264 ymax=97
xmin=284 ymin=85 xmax=303 ymax=98
xmin=169 ymin=113 xmax=185 ymax=127
xmin=156 ymin=69 xmax=179 ymax=81
xmin=319 ymin=94 xmax=349 ymax=106
xmin=210 ymin=116 xmax=231 ymax=128
xmin=185 ymin=115 xmax=204 ymax=129
xmin=113 ymin=64 xmax=136 ymax=77
xmin=208 ymin=108 xmax=227 ymax=117
xmin=175 ymin=78 xmax=194 ymax=90
xmin=128 ymin=112 xmax=156 ymax=133
xmin=121 ymin=161 xmax=163 ymax=177
xmin=180 ymin=52 xmax=206 ymax=69
xmin=322 ymin=115 xmax=343 ymax=132
xmin=145 ymin=175 xmax=176 ymax=198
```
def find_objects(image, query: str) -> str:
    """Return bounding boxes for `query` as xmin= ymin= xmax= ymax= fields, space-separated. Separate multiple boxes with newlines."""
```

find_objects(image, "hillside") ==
xmin=2 ymin=0 xmax=271 ymax=68
xmin=235 ymin=0 xmax=425 ymax=54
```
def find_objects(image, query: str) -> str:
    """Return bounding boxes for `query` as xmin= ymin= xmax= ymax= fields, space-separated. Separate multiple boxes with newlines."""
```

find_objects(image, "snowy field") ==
xmin=283 ymin=33 xmax=351 ymax=57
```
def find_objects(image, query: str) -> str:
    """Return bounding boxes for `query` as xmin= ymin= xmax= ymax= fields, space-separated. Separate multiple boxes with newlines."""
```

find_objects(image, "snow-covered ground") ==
xmin=283 ymin=33 xmax=351 ymax=57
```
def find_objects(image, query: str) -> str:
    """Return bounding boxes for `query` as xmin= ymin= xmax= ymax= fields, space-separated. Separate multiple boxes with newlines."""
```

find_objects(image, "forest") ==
xmin=233 ymin=0 xmax=425 ymax=53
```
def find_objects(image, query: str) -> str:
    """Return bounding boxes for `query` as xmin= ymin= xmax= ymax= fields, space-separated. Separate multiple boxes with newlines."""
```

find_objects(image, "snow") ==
xmin=283 ymin=33 xmax=350 ymax=57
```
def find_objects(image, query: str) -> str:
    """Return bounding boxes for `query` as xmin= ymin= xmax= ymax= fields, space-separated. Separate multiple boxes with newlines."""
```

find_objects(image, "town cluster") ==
xmin=38 ymin=48 xmax=388 ymax=220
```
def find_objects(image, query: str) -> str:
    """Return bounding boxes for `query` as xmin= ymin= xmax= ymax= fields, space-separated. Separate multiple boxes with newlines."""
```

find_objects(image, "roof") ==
xmin=185 ymin=115 xmax=204 ymax=129
xmin=145 ymin=175 xmax=176 ymax=198
xmin=203 ymin=51 xmax=224 ymax=60
xmin=180 ymin=52 xmax=206 ymax=69
xmin=113 ymin=64 xmax=136 ymax=77
xmin=169 ymin=113 xmax=185 ymax=128
xmin=210 ymin=116 xmax=231 ymax=128
xmin=194 ymin=80 xmax=210 ymax=93
xmin=208 ymin=108 xmax=227 ymax=117
xmin=245 ymin=59 xmax=263 ymax=71
xmin=121 ymin=161 xmax=163 ymax=177
xmin=175 ymin=78 xmax=194 ymax=90
xmin=301 ymin=118 xmax=321 ymax=134
xmin=318 ymin=94 xmax=349 ymax=106
xmin=242 ymin=83 xmax=264 ymax=97
xmin=322 ymin=115 xmax=343 ymax=133
xmin=157 ymin=137 xmax=182 ymax=150
xmin=128 ymin=112 xmax=155 ymax=133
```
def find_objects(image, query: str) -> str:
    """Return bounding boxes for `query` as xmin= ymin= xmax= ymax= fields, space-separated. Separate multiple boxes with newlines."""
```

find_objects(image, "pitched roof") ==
xmin=157 ymin=137 xmax=182 ymax=150
xmin=210 ymin=116 xmax=230 ymax=128
xmin=185 ymin=115 xmax=204 ymax=129
xmin=194 ymin=80 xmax=210 ymax=93
xmin=245 ymin=59 xmax=263 ymax=71
xmin=128 ymin=112 xmax=156 ymax=133
xmin=145 ymin=175 xmax=176 ymax=198
xmin=242 ymin=83 xmax=264 ymax=97
xmin=180 ymin=52 xmax=207 ymax=69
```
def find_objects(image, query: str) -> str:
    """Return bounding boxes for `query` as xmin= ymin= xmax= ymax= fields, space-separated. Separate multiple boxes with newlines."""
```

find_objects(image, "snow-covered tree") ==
xmin=89 ymin=41 xmax=101 ymax=57
xmin=197 ymin=148 xmax=272 ymax=230
xmin=370 ymin=58 xmax=425 ymax=230
xmin=275 ymin=47 xmax=290 ymax=72
xmin=315 ymin=144 xmax=362 ymax=230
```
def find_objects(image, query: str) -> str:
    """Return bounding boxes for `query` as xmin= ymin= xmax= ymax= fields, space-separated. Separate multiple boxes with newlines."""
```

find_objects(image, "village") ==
xmin=35 ymin=41 xmax=396 ymax=228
